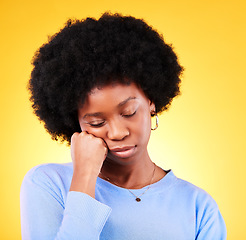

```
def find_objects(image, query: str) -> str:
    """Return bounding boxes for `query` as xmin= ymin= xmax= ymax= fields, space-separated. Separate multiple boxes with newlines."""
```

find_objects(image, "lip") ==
xmin=109 ymin=146 xmax=136 ymax=158
xmin=110 ymin=146 xmax=135 ymax=152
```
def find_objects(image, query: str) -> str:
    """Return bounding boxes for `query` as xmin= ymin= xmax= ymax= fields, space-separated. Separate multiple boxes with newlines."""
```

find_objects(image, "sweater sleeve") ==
xmin=20 ymin=165 xmax=112 ymax=240
xmin=195 ymin=193 xmax=227 ymax=240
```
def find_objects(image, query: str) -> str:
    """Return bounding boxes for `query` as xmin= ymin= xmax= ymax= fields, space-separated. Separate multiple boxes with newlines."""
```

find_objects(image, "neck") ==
xmin=100 ymin=154 xmax=155 ymax=189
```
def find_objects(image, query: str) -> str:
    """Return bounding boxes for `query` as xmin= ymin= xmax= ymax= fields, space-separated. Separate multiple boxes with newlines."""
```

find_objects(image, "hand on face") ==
xmin=77 ymin=83 xmax=155 ymax=164
xmin=70 ymin=82 xmax=155 ymax=196
xmin=71 ymin=131 xmax=108 ymax=176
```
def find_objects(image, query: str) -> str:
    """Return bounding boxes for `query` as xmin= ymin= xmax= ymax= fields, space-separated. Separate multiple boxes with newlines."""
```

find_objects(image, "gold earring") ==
xmin=151 ymin=114 xmax=159 ymax=130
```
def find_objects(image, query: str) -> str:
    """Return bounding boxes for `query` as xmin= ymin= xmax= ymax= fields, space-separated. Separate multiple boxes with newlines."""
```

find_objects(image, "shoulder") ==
xmin=167 ymin=171 xmax=219 ymax=210
xmin=168 ymin=171 xmax=226 ymax=237
xmin=21 ymin=162 xmax=73 ymax=196
xmin=25 ymin=161 xmax=72 ymax=176
xmin=23 ymin=162 xmax=73 ymax=181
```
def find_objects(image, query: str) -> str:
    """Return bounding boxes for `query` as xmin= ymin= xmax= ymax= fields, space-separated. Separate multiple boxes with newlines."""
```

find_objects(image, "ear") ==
xmin=149 ymin=101 xmax=156 ymax=116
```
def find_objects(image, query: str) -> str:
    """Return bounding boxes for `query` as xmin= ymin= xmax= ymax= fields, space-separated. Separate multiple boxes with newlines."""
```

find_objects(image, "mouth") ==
xmin=109 ymin=146 xmax=136 ymax=158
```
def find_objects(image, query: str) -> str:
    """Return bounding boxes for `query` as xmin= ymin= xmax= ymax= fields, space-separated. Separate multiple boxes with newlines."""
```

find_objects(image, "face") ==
xmin=78 ymin=82 xmax=155 ymax=165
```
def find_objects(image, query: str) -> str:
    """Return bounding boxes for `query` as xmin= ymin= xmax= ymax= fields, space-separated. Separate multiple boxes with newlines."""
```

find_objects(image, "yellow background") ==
xmin=0 ymin=0 xmax=245 ymax=239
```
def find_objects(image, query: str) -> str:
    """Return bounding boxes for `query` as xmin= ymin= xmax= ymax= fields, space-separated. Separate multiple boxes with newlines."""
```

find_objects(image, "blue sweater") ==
xmin=20 ymin=163 xmax=226 ymax=239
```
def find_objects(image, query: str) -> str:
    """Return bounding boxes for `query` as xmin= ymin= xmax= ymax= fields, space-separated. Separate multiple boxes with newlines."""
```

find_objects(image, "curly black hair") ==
xmin=28 ymin=12 xmax=183 ymax=144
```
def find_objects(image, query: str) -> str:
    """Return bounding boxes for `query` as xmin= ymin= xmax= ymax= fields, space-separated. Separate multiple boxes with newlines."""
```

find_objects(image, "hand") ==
xmin=69 ymin=132 xmax=108 ymax=197
xmin=71 ymin=131 xmax=108 ymax=176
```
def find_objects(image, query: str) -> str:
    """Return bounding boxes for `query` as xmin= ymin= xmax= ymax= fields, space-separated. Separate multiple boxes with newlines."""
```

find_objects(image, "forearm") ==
xmin=21 ymin=165 xmax=111 ymax=240
xmin=69 ymin=170 xmax=98 ymax=198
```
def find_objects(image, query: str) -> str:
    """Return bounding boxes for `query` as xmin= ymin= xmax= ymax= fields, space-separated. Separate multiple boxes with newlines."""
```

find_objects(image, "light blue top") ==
xmin=20 ymin=162 xmax=226 ymax=239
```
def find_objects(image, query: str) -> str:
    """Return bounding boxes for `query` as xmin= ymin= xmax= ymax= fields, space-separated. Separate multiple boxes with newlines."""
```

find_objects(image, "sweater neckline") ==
xmin=96 ymin=169 xmax=178 ymax=195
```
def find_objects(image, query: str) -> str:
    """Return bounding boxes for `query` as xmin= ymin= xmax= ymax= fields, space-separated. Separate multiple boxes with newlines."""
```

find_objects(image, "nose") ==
xmin=107 ymin=119 xmax=129 ymax=141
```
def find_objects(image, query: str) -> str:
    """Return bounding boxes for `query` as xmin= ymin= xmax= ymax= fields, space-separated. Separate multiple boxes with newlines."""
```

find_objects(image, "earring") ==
xmin=151 ymin=114 xmax=159 ymax=130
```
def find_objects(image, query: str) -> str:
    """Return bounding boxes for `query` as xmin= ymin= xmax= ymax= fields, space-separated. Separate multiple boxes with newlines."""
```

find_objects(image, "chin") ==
xmin=105 ymin=153 xmax=137 ymax=166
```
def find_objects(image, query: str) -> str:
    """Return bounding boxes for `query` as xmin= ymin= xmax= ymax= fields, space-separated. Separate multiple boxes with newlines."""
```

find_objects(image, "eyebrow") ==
xmin=117 ymin=96 xmax=136 ymax=107
xmin=82 ymin=96 xmax=137 ymax=119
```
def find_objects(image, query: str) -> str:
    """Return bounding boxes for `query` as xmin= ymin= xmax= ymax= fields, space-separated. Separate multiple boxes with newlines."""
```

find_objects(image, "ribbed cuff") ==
xmin=64 ymin=191 xmax=112 ymax=233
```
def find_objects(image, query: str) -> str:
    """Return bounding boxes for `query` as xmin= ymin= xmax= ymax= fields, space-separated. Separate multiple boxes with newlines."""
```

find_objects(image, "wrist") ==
xmin=69 ymin=170 xmax=98 ymax=198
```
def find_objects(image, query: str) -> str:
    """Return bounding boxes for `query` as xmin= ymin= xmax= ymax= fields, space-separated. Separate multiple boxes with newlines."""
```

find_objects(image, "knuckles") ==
xmin=70 ymin=131 xmax=108 ymax=165
xmin=71 ymin=131 xmax=107 ymax=149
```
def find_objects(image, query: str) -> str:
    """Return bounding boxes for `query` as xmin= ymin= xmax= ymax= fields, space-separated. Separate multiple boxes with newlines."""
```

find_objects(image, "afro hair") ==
xmin=28 ymin=12 xmax=184 ymax=144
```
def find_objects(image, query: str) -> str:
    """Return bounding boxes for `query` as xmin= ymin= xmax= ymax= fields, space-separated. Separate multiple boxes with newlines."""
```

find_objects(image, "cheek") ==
xmin=79 ymin=123 xmax=105 ymax=137
xmin=133 ymin=111 xmax=151 ymax=140
xmin=139 ymin=108 xmax=152 ymax=128
xmin=79 ymin=122 xmax=86 ymax=132
xmin=84 ymin=128 xmax=105 ymax=139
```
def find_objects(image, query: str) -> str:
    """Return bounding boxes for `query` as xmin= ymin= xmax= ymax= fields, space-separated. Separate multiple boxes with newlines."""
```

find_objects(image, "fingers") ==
xmin=71 ymin=131 xmax=108 ymax=149
xmin=70 ymin=131 xmax=108 ymax=166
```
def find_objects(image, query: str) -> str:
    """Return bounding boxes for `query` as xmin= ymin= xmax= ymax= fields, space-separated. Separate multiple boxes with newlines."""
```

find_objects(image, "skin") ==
xmin=69 ymin=82 xmax=166 ymax=198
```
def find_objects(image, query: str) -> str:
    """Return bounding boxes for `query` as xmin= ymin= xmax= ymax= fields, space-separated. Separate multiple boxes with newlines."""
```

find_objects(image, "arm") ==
xmin=20 ymin=165 xmax=111 ymax=240
xmin=195 ymin=195 xmax=227 ymax=240
xmin=21 ymin=132 xmax=111 ymax=239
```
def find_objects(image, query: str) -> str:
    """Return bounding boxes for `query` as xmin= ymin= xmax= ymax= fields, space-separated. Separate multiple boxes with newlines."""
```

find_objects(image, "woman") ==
xmin=21 ymin=12 xmax=226 ymax=239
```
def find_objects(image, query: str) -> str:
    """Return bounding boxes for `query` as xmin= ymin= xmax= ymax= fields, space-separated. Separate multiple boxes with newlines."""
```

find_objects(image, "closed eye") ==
xmin=122 ymin=110 xmax=137 ymax=118
xmin=88 ymin=121 xmax=105 ymax=128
